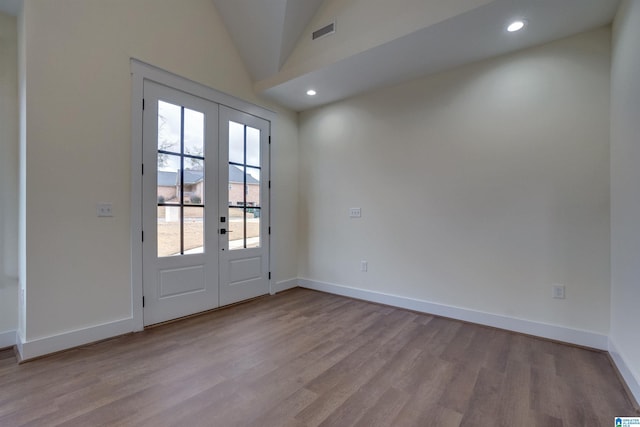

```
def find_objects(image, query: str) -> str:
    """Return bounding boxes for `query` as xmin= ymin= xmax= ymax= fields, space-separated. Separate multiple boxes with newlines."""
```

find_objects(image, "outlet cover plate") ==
xmin=97 ymin=203 xmax=113 ymax=217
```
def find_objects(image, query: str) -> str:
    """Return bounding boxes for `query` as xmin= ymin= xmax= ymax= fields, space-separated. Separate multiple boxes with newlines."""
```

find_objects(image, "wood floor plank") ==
xmin=437 ymin=363 xmax=480 ymax=414
xmin=0 ymin=288 xmax=637 ymax=427
xmin=391 ymin=354 xmax=458 ymax=426
xmin=497 ymin=359 xmax=532 ymax=426
xmin=352 ymin=386 xmax=410 ymax=427
xmin=459 ymin=367 xmax=506 ymax=426
xmin=313 ymin=324 xmax=426 ymax=426
xmin=249 ymin=388 xmax=319 ymax=427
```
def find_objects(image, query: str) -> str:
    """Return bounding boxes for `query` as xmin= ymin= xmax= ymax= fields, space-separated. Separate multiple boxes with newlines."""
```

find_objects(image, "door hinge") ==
xmin=142 ymin=98 xmax=145 ymax=110
xmin=142 ymin=231 xmax=144 ymax=242
xmin=268 ymin=226 xmax=271 ymax=235
xmin=142 ymin=296 xmax=145 ymax=307
xmin=268 ymin=136 xmax=271 ymax=144
xmin=268 ymin=272 xmax=271 ymax=280
xmin=268 ymin=180 xmax=271 ymax=189
xmin=141 ymin=163 xmax=144 ymax=175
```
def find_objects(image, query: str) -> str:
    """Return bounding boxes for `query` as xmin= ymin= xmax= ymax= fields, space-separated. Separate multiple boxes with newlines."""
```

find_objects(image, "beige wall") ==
xmin=0 ymin=11 xmax=19 ymax=340
xmin=299 ymin=28 xmax=611 ymax=334
xmin=610 ymin=0 xmax=640 ymax=402
xmin=20 ymin=0 xmax=298 ymax=341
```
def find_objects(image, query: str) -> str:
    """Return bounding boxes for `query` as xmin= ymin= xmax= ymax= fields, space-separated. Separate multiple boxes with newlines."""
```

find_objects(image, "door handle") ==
xmin=219 ymin=228 xmax=233 ymax=235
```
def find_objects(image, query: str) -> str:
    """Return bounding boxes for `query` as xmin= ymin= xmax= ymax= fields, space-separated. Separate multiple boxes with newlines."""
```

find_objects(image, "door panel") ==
xmin=142 ymin=81 xmax=219 ymax=326
xmin=219 ymin=106 xmax=270 ymax=306
xmin=159 ymin=265 xmax=205 ymax=297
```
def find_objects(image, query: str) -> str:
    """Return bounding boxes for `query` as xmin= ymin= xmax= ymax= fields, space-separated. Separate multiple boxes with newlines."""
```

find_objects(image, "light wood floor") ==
xmin=0 ymin=288 xmax=636 ymax=426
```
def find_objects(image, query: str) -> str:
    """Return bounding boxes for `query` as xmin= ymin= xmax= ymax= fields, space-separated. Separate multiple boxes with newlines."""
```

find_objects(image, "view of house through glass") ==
xmin=228 ymin=121 xmax=261 ymax=250
xmin=156 ymin=100 xmax=205 ymax=257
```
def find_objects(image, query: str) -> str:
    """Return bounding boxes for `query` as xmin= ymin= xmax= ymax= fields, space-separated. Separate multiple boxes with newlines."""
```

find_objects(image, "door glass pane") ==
xmin=158 ymin=101 xmax=181 ymax=153
xmin=228 ymin=207 xmax=245 ymax=250
xmin=246 ymin=167 xmax=260 ymax=207
xmin=246 ymin=126 xmax=260 ymax=167
xmin=157 ymin=154 xmax=181 ymax=204
xmin=229 ymin=121 xmax=244 ymax=164
xmin=229 ymin=165 xmax=244 ymax=207
xmin=158 ymin=206 xmax=181 ymax=257
xmin=227 ymin=119 xmax=262 ymax=250
xmin=184 ymin=108 xmax=204 ymax=156
xmin=183 ymin=169 xmax=204 ymax=205
xmin=247 ymin=209 xmax=260 ymax=248
xmin=184 ymin=207 xmax=204 ymax=254
xmin=157 ymin=102 xmax=206 ymax=257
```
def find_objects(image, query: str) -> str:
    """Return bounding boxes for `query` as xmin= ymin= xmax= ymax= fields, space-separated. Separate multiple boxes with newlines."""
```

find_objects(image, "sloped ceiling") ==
xmin=212 ymin=0 xmax=324 ymax=81
xmin=215 ymin=0 xmax=620 ymax=112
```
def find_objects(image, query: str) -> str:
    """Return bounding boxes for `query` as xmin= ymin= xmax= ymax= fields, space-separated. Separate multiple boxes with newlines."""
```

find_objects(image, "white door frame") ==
xmin=130 ymin=59 xmax=276 ymax=331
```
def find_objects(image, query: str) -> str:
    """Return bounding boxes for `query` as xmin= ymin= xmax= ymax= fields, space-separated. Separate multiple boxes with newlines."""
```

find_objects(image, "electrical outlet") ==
xmin=97 ymin=203 xmax=113 ymax=217
xmin=552 ymin=284 xmax=565 ymax=299
xmin=349 ymin=208 xmax=361 ymax=218
xmin=360 ymin=260 xmax=368 ymax=272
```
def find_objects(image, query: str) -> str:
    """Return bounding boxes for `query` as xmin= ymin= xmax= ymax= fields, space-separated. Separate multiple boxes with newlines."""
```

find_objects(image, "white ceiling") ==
xmin=1 ymin=0 xmax=620 ymax=112
xmin=217 ymin=0 xmax=620 ymax=112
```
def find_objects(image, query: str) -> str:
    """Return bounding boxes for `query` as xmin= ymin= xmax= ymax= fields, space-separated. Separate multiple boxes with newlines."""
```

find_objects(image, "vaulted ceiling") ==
xmin=214 ymin=0 xmax=620 ymax=112
xmin=0 ymin=0 xmax=620 ymax=112
xmin=212 ymin=0 xmax=325 ymax=82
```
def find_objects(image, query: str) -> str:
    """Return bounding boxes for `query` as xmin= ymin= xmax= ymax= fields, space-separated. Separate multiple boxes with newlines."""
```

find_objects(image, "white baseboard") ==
xmin=17 ymin=318 xmax=134 ymax=361
xmin=609 ymin=338 xmax=640 ymax=408
xmin=15 ymin=332 xmax=23 ymax=359
xmin=298 ymin=278 xmax=609 ymax=350
xmin=0 ymin=330 xmax=16 ymax=349
xmin=272 ymin=278 xmax=298 ymax=294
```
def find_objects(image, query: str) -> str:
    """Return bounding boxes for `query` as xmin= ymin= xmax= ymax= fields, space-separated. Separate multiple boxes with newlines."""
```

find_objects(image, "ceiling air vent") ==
xmin=312 ymin=21 xmax=336 ymax=40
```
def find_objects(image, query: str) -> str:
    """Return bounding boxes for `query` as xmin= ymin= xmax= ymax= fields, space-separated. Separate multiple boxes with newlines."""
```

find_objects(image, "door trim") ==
xmin=130 ymin=59 xmax=276 ymax=331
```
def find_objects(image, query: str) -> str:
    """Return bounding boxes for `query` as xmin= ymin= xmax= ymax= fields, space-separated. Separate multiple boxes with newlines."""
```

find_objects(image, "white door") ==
xmin=219 ymin=106 xmax=270 ymax=306
xmin=142 ymin=81 xmax=219 ymax=326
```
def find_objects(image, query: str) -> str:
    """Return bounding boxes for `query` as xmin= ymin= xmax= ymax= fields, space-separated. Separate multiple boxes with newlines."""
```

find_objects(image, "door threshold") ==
xmin=144 ymin=293 xmax=271 ymax=330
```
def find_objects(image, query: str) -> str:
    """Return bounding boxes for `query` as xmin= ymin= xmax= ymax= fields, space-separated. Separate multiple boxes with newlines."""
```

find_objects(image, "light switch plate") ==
xmin=552 ymin=284 xmax=565 ymax=299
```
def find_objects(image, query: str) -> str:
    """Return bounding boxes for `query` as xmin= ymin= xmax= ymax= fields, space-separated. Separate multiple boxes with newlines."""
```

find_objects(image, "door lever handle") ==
xmin=219 ymin=229 xmax=233 ymax=235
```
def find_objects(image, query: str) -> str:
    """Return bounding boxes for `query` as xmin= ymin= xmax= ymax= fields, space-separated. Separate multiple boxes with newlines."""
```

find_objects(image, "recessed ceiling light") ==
xmin=306 ymin=89 xmax=317 ymax=96
xmin=507 ymin=20 xmax=526 ymax=32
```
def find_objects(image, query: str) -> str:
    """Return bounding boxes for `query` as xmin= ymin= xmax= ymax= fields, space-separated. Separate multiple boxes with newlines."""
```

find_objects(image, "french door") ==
xmin=142 ymin=81 xmax=270 ymax=326
xmin=219 ymin=106 xmax=270 ymax=306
